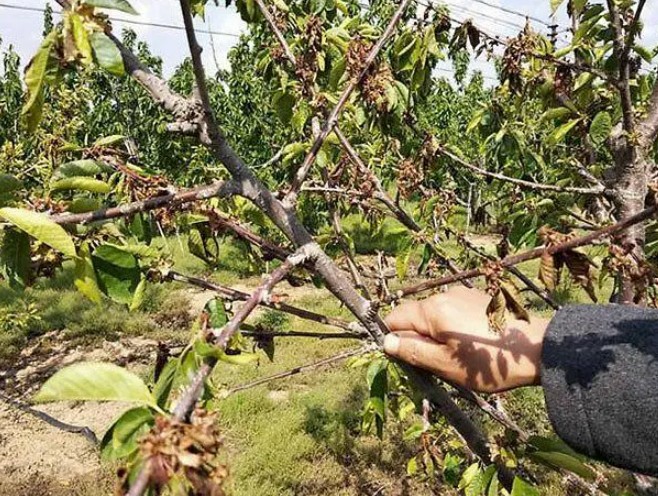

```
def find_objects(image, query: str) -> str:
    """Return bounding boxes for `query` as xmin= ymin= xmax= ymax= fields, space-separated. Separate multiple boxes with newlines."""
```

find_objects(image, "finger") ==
xmin=383 ymin=331 xmax=450 ymax=375
xmin=384 ymin=301 xmax=430 ymax=335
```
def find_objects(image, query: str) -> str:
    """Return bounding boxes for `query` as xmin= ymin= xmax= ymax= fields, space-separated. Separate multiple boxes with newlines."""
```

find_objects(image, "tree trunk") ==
xmin=609 ymin=134 xmax=650 ymax=303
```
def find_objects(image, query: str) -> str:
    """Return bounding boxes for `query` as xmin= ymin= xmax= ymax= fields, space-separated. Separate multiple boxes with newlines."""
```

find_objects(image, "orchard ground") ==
xmin=0 ymin=219 xmax=639 ymax=496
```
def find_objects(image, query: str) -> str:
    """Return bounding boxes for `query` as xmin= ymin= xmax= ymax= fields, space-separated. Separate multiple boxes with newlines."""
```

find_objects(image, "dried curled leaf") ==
xmin=487 ymin=289 xmax=507 ymax=333
xmin=539 ymin=252 xmax=557 ymax=291
xmin=563 ymin=250 xmax=597 ymax=302
xmin=501 ymin=282 xmax=530 ymax=323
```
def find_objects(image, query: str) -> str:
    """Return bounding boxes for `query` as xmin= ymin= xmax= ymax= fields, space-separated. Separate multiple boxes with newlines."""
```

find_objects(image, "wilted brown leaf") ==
xmin=500 ymin=282 xmax=530 ymax=323
xmin=487 ymin=289 xmax=507 ymax=333
xmin=538 ymin=252 xmax=557 ymax=291
xmin=563 ymin=250 xmax=597 ymax=302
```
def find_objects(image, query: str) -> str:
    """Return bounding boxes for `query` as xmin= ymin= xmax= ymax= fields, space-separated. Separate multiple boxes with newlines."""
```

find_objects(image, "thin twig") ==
xmin=435 ymin=144 xmax=605 ymax=195
xmin=242 ymin=329 xmax=368 ymax=339
xmin=285 ymin=0 xmax=413 ymax=203
xmin=393 ymin=203 xmax=658 ymax=300
xmin=167 ymin=271 xmax=362 ymax=333
xmin=223 ymin=344 xmax=375 ymax=396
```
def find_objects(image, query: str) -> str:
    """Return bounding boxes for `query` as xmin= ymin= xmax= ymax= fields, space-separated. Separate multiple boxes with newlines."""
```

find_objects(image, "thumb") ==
xmin=383 ymin=331 xmax=447 ymax=375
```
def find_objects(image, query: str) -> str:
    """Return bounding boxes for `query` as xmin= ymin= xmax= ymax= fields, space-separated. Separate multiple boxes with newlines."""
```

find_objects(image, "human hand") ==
xmin=383 ymin=287 xmax=549 ymax=393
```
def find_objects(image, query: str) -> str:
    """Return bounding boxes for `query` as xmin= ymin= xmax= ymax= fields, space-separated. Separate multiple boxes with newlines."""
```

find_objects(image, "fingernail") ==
xmin=384 ymin=334 xmax=400 ymax=355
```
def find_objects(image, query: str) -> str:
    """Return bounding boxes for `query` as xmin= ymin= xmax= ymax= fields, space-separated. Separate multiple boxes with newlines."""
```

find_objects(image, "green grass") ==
xmin=211 ymin=296 xmax=433 ymax=495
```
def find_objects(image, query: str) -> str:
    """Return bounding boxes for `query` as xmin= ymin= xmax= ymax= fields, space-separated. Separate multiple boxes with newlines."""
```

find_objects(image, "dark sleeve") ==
xmin=541 ymin=304 xmax=658 ymax=477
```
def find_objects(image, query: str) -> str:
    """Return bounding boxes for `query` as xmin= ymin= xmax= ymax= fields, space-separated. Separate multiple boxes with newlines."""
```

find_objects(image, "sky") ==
xmin=0 ymin=0 xmax=656 ymax=84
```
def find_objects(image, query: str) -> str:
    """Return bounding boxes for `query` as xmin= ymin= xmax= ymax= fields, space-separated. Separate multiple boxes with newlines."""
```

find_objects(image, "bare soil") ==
xmin=0 ymin=333 xmax=165 ymax=496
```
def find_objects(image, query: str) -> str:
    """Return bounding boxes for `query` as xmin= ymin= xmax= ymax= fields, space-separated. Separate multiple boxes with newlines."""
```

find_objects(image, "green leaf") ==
xmin=466 ymin=464 xmax=496 ymax=496
xmin=633 ymin=45 xmax=654 ymax=63
xmin=51 ymin=177 xmax=112 ymax=194
xmin=22 ymin=30 xmax=58 ymax=132
xmin=92 ymin=244 xmax=141 ymax=305
xmin=101 ymin=406 xmax=154 ymax=460
xmin=396 ymin=243 xmax=413 ymax=280
xmin=527 ymin=435 xmax=583 ymax=459
xmin=547 ymin=118 xmax=581 ymax=146
xmin=34 ymin=362 xmax=156 ymax=406
xmin=54 ymin=159 xmax=112 ymax=179
xmin=550 ymin=0 xmax=566 ymax=14
xmin=273 ymin=92 xmax=295 ymax=124
xmin=403 ymin=422 xmax=424 ymax=441
xmin=541 ymin=107 xmax=572 ymax=121
xmin=0 ymin=228 xmax=31 ymax=289
xmin=129 ymin=276 xmax=147 ymax=311
xmin=589 ymin=111 xmax=612 ymax=145
xmin=94 ymin=135 xmax=126 ymax=147
xmin=236 ymin=0 xmax=258 ymax=23
xmin=75 ymin=243 xmax=103 ymax=304
xmin=205 ymin=298 xmax=229 ymax=329
xmin=70 ymin=12 xmax=92 ymax=63
xmin=459 ymin=463 xmax=481 ymax=490
xmin=85 ymin=0 xmax=138 ymax=15
xmin=90 ymin=32 xmax=125 ymax=76
xmin=329 ymin=57 xmax=346 ymax=89
xmin=0 ymin=174 xmax=22 ymax=195
xmin=406 ymin=457 xmax=418 ymax=475
xmin=571 ymin=0 xmax=588 ymax=14
xmin=511 ymin=477 xmax=539 ymax=496
xmin=529 ymin=451 xmax=596 ymax=480
xmin=69 ymin=198 xmax=102 ymax=214
xmin=488 ymin=474 xmax=499 ymax=496
xmin=152 ymin=360 xmax=177 ymax=408
xmin=366 ymin=358 xmax=387 ymax=388
xmin=0 ymin=207 xmax=76 ymax=258
xmin=292 ymin=102 xmax=312 ymax=135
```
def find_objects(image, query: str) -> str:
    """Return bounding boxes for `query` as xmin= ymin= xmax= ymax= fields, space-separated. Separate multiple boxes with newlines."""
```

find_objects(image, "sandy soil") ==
xmin=0 ymin=333 xmax=165 ymax=496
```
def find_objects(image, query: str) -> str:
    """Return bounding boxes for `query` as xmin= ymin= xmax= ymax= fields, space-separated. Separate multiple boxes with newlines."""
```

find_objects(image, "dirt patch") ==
xmin=0 ymin=400 xmax=124 ymax=495
xmin=0 ymin=333 xmax=171 ymax=495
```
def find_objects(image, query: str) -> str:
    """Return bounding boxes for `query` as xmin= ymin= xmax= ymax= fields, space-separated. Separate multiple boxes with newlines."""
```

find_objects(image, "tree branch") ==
xmin=607 ymin=0 xmax=635 ymax=134
xmin=436 ymin=144 xmax=606 ymax=195
xmin=284 ymin=0 xmax=413 ymax=204
xmin=167 ymin=270 xmax=362 ymax=333
xmin=392 ymin=202 xmax=658 ymax=300
xmin=50 ymin=181 xmax=236 ymax=225
xmin=241 ymin=328 xmax=368 ymax=339
xmin=223 ymin=344 xmax=375 ymax=396
xmin=129 ymin=247 xmax=312 ymax=495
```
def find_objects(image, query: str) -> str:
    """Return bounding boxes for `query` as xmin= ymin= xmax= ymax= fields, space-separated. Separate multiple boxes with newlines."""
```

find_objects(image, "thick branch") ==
xmin=607 ymin=0 xmax=635 ymax=134
xmin=50 ymin=181 xmax=235 ymax=225
xmin=179 ymin=0 xmax=214 ymax=113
